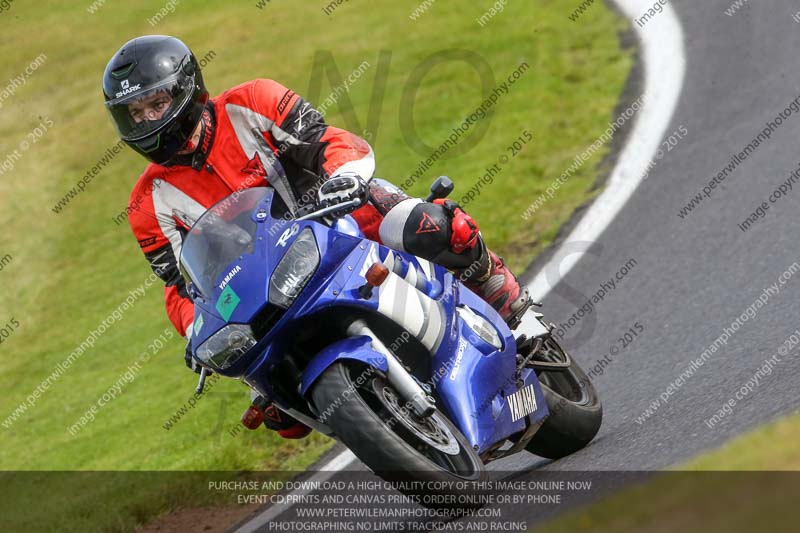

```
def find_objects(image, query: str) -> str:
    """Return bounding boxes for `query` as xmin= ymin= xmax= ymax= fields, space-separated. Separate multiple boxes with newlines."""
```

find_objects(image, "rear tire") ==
xmin=310 ymin=362 xmax=487 ymax=505
xmin=525 ymin=337 xmax=602 ymax=459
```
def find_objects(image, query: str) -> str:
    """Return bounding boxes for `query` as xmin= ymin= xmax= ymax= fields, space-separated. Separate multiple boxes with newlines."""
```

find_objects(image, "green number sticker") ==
xmin=194 ymin=313 xmax=204 ymax=337
xmin=216 ymin=285 xmax=241 ymax=322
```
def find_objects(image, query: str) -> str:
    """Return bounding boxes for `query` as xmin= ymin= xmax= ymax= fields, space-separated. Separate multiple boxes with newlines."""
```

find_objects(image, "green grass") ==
xmin=0 ymin=0 xmax=632 ymax=530
xmin=533 ymin=413 xmax=800 ymax=533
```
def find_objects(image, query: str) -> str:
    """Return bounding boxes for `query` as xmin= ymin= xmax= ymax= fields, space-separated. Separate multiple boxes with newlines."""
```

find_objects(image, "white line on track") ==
xmin=235 ymin=450 xmax=356 ymax=533
xmin=237 ymin=2 xmax=686 ymax=530
xmin=522 ymin=0 xmax=686 ymax=308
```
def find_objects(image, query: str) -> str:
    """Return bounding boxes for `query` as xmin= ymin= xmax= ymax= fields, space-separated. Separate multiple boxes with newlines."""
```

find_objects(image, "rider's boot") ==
xmin=242 ymin=395 xmax=313 ymax=439
xmin=455 ymin=241 xmax=532 ymax=329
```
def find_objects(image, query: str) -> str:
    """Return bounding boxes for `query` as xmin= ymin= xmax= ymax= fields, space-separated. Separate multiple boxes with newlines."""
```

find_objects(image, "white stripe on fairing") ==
xmin=378 ymin=274 xmax=425 ymax=335
xmin=416 ymin=257 xmax=436 ymax=281
xmin=432 ymin=301 xmax=448 ymax=351
xmin=404 ymin=264 xmax=418 ymax=286
xmin=375 ymin=269 xmax=444 ymax=351
xmin=150 ymin=179 xmax=207 ymax=264
xmin=403 ymin=283 xmax=426 ymax=334
xmin=418 ymin=294 xmax=437 ymax=349
xmin=383 ymin=250 xmax=396 ymax=272
xmin=359 ymin=242 xmax=381 ymax=279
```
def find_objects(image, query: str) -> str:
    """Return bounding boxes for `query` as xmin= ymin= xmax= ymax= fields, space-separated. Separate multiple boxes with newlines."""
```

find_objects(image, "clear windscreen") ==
xmin=179 ymin=188 xmax=271 ymax=297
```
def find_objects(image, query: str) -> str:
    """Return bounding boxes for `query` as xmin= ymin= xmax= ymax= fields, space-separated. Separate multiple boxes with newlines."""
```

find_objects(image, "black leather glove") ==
xmin=184 ymin=338 xmax=207 ymax=374
xmin=316 ymin=172 xmax=369 ymax=218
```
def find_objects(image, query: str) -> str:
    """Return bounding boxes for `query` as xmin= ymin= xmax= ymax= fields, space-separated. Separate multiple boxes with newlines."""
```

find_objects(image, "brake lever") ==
xmin=196 ymin=367 xmax=209 ymax=394
xmin=295 ymin=198 xmax=362 ymax=221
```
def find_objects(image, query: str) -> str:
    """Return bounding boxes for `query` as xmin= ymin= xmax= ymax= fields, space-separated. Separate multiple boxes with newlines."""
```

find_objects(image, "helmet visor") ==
xmin=105 ymin=74 xmax=195 ymax=141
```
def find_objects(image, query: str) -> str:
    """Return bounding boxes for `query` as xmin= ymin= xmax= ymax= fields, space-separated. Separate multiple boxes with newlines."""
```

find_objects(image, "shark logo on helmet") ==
xmin=116 ymin=79 xmax=142 ymax=98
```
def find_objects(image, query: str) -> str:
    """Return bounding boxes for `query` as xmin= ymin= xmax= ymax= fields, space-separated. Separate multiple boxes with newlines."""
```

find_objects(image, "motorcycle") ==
xmin=179 ymin=176 xmax=602 ymax=503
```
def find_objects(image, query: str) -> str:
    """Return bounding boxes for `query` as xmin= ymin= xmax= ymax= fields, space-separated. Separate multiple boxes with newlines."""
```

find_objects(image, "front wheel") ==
xmin=310 ymin=362 xmax=486 ymax=504
xmin=525 ymin=336 xmax=602 ymax=459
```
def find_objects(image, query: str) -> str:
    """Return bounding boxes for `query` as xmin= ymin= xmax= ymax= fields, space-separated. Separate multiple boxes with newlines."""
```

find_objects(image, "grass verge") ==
xmin=533 ymin=413 xmax=800 ymax=533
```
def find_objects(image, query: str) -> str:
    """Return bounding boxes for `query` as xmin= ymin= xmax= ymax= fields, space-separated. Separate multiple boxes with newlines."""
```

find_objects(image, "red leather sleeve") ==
xmin=250 ymin=78 xmax=375 ymax=180
xmin=165 ymin=284 xmax=195 ymax=337
xmin=127 ymin=172 xmax=195 ymax=337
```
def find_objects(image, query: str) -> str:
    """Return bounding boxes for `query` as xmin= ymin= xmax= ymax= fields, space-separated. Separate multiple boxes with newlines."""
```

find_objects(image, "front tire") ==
xmin=525 ymin=337 xmax=602 ymax=459
xmin=310 ymin=362 xmax=486 ymax=503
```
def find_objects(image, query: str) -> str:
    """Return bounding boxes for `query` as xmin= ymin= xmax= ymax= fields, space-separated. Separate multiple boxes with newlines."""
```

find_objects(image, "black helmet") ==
xmin=103 ymin=35 xmax=208 ymax=165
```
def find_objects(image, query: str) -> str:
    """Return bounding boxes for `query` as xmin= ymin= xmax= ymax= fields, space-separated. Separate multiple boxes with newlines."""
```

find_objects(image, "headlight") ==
xmin=269 ymin=227 xmax=320 ymax=308
xmin=196 ymin=324 xmax=257 ymax=370
xmin=457 ymin=306 xmax=503 ymax=350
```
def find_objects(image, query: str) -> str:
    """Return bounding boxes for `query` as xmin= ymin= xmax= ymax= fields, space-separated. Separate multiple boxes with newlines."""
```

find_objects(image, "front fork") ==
xmin=346 ymin=319 xmax=437 ymax=418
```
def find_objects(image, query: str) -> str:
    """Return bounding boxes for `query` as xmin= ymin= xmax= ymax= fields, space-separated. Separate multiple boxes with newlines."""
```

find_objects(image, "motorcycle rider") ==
xmin=104 ymin=35 xmax=531 ymax=439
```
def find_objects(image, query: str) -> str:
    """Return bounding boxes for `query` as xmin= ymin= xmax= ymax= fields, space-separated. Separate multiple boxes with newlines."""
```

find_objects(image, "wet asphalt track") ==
xmin=238 ymin=1 xmax=800 ymax=530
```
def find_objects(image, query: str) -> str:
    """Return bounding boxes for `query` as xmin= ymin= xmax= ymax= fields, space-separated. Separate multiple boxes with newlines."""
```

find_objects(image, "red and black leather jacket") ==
xmin=127 ymin=79 xmax=379 ymax=337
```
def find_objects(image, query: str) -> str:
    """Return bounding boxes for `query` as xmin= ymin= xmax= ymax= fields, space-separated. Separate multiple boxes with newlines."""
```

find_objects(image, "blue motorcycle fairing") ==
xmin=277 ymin=239 xmax=550 ymax=452
xmin=299 ymin=335 xmax=389 ymax=396
xmin=288 ymin=241 xmax=381 ymax=320
xmin=242 ymin=340 xmax=287 ymax=401
xmin=384 ymin=281 xmax=538 ymax=451
xmin=190 ymin=215 xmax=366 ymax=377
xmin=185 ymin=187 xmax=549 ymax=455
xmin=332 ymin=215 xmax=362 ymax=237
